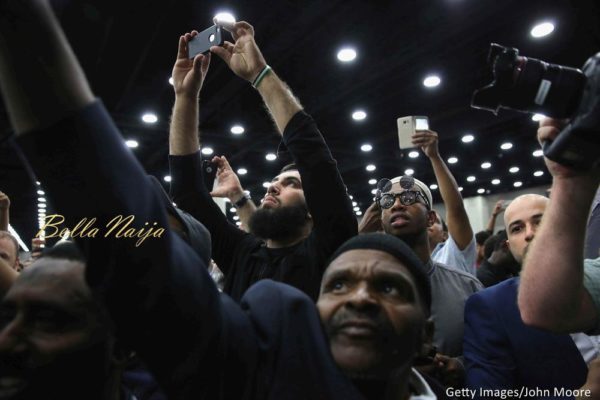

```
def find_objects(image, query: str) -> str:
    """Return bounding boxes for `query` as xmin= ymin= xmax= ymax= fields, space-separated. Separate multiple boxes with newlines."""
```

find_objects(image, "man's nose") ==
xmin=346 ymin=282 xmax=378 ymax=310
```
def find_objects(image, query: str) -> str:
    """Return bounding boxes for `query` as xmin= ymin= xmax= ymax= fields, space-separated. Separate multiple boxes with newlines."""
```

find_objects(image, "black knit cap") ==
xmin=328 ymin=233 xmax=431 ymax=314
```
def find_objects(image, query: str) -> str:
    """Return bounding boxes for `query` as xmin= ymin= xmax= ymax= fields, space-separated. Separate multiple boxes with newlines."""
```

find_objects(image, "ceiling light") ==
xmin=38 ymin=203 xmax=46 ymax=208
xmin=141 ymin=113 xmax=158 ymax=124
xmin=461 ymin=134 xmax=474 ymax=143
xmin=360 ymin=144 xmax=372 ymax=152
xmin=237 ymin=168 xmax=247 ymax=175
xmin=481 ymin=162 xmax=492 ymax=169
xmin=236 ymin=221 xmax=242 ymax=226
xmin=352 ymin=201 xmax=357 ymax=207
xmin=408 ymin=151 xmax=420 ymax=158
xmin=491 ymin=179 xmax=501 ymax=185
xmin=477 ymin=188 xmax=485 ymax=194
xmin=458 ymin=187 xmax=463 ymax=192
xmin=125 ymin=140 xmax=139 ymax=148
xmin=213 ymin=12 xmax=236 ymax=26
xmin=36 ymin=181 xmax=41 ymax=185
xmin=353 ymin=206 xmax=360 ymax=211
xmin=38 ymin=197 xmax=46 ymax=202
xmin=366 ymin=164 xmax=376 ymax=172
xmin=265 ymin=153 xmax=277 ymax=161
xmin=404 ymin=168 xmax=414 ymax=176
xmin=447 ymin=157 xmax=458 ymax=164
xmin=262 ymin=182 xmax=271 ymax=188
xmin=513 ymin=181 xmax=523 ymax=187
xmin=371 ymin=189 xmax=377 ymax=195
xmin=467 ymin=176 xmax=476 ymax=182
xmin=500 ymin=142 xmax=513 ymax=150
xmin=355 ymin=211 xmax=362 ymax=216
xmin=534 ymin=170 xmax=544 ymax=177
xmin=531 ymin=22 xmax=555 ymax=38
xmin=349 ymin=195 xmax=353 ymax=200
xmin=168 ymin=77 xmax=174 ymax=85
xmin=231 ymin=125 xmax=245 ymax=135
xmin=37 ymin=190 xmax=45 ymax=195
xmin=532 ymin=113 xmax=546 ymax=122
xmin=510 ymin=167 xmax=520 ymax=174
xmin=429 ymin=184 xmax=438 ymax=190
xmin=532 ymin=149 xmax=544 ymax=157
xmin=233 ymin=215 xmax=239 ymax=221
xmin=368 ymin=179 xmax=377 ymax=185
xmin=229 ymin=207 xmax=236 ymax=213
xmin=201 ymin=147 xmax=214 ymax=155
xmin=352 ymin=110 xmax=367 ymax=121
xmin=164 ymin=175 xmax=172 ymax=182
xmin=337 ymin=48 xmax=357 ymax=62
xmin=423 ymin=75 xmax=441 ymax=88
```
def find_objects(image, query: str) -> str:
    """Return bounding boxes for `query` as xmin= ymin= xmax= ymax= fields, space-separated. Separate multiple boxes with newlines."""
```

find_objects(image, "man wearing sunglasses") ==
xmin=377 ymin=175 xmax=482 ymax=366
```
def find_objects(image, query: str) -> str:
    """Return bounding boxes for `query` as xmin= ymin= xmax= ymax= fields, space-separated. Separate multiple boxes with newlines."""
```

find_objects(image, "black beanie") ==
xmin=328 ymin=233 xmax=431 ymax=314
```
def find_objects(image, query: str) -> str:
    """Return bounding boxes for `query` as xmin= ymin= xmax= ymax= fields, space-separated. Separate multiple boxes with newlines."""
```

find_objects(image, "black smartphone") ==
xmin=188 ymin=25 xmax=223 ymax=58
xmin=202 ymin=160 xmax=217 ymax=190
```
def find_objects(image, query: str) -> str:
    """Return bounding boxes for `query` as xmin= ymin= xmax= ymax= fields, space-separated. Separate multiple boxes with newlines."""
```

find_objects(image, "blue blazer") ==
xmin=464 ymin=278 xmax=587 ymax=398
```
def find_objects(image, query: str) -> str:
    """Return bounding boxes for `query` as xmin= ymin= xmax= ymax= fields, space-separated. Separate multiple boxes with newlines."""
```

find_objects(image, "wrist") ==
xmin=228 ymin=188 xmax=245 ymax=203
xmin=251 ymin=65 xmax=271 ymax=88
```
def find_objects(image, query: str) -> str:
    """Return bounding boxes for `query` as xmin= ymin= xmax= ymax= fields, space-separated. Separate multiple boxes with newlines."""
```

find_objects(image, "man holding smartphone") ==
xmin=168 ymin=25 xmax=357 ymax=302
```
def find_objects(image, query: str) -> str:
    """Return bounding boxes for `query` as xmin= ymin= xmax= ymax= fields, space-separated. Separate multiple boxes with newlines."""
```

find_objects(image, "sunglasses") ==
xmin=377 ymin=191 xmax=430 ymax=209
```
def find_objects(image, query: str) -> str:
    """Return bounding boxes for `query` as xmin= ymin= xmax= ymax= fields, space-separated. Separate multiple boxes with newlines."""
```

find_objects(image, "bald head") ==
xmin=504 ymin=194 xmax=549 ymax=264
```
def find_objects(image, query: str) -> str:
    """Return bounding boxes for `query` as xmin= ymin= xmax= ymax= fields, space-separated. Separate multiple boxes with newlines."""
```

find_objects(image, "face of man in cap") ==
xmin=317 ymin=249 xmax=427 ymax=378
xmin=380 ymin=181 xmax=436 ymax=239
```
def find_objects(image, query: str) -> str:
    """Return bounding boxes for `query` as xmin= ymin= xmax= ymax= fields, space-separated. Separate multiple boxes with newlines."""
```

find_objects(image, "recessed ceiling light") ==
xmin=262 ymin=182 xmax=271 ymax=188
xmin=141 ymin=113 xmax=158 ymax=124
xmin=352 ymin=201 xmax=357 ymax=207
xmin=353 ymin=206 xmax=360 ymax=211
xmin=509 ymin=166 xmax=520 ymax=173
xmin=467 ymin=176 xmax=476 ymax=182
xmin=38 ymin=197 xmax=46 ymax=203
xmin=231 ymin=125 xmax=245 ymax=135
xmin=461 ymin=134 xmax=475 ymax=143
xmin=38 ymin=203 xmax=46 ymax=208
xmin=36 ymin=181 xmax=41 ymax=185
xmin=168 ymin=77 xmax=174 ymax=85
xmin=447 ymin=157 xmax=458 ymax=164
xmin=237 ymin=168 xmax=247 ymax=175
xmin=513 ymin=181 xmax=523 ymax=187
xmin=404 ymin=168 xmax=414 ymax=176
xmin=458 ymin=187 xmax=463 ymax=192
xmin=368 ymin=179 xmax=377 ymax=185
xmin=532 ymin=149 xmax=544 ymax=157
xmin=500 ymin=142 xmax=513 ymax=150
xmin=265 ymin=153 xmax=277 ymax=161
xmin=229 ymin=207 xmax=236 ymax=213
xmin=532 ymin=113 xmax=546 ymax=122
xmin=352 ymin=110 xmax=367 ymax=121
xmin=371 ymin=189 xmax=378 ymax=195
xmin=164 ymin=175 xmax=172 ymax=182
xmin=477 ymin=188 xmax=485 ymax=194
xmin=337 ymin=47 xmax=357 ymax=62
xmin=355 ymin=211 xmax=363 ymax=216
xmin=534 ymin=170 xmax=544 ymax=177
xmin=349 ymin=195 xmax=354 ymax=200
xmin=429 ymin=184 xmax=438 ymax=190
xmin=201 ymin=147 xmax=214 ymax=155
xmin=423 ymin=75 xmax=441 ymax=88
xmin=233 ymin=215 xmax=239 ymax=221
xmin=236 ymin=221 xmax=242 ymax=226
xmin=125 ymin=140 xmax=139 ymax=148
xmin=366 ymin=164 xmax=376 ymax=172
xmin=481 ymin=162 xmax=492 ymax=169
xmin=491 ymin=179 xmax=501 ymax=185
xmin=408 ymin=151 xmax=420 ymax=158
xmin=531 ymin=22 xmax=555 ymax=38
xmin=361 ymin=144 xmax=372 ymax=152
xmin=213 ymin=12 xmax=236 ymax=26
xmin=37 ymin=190 xmax=45 ymax=195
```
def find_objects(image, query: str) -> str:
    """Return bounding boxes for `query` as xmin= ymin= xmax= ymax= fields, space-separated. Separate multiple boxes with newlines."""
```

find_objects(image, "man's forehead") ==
xmin=273 ymin=170 xmax=301 ymax=182
xmin=325 ymin=249 xmax=413 ymax=278
xmin=505 ymin=196 xmax=548 ymax=225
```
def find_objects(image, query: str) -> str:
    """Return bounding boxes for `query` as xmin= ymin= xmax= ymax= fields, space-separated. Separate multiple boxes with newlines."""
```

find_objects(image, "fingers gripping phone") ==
xmin=188 ymin=25 xmax=223 ymax=58
xmin=397 ymin=116 xmax=429 ymax=149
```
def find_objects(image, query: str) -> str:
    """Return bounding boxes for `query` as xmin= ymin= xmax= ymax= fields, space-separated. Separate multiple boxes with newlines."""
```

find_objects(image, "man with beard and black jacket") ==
xmin=168 ymin=26 xmax=357 ymax=301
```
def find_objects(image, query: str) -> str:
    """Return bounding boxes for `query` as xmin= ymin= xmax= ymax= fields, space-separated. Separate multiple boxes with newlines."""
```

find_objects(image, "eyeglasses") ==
xmin=377 ymin=190 xmax=430 ymax=209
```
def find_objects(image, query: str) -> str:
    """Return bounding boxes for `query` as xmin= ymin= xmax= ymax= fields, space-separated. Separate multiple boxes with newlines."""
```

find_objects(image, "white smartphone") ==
xmin=397 ymin=116 xmax=429 ymax=149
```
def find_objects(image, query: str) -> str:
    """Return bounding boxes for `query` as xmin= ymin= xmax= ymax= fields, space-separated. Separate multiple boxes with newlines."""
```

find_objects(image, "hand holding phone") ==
xmin=397 ymin=116 xmax=429 ymax=149
xmin=188 ymin=25 xmax=224 ymax=59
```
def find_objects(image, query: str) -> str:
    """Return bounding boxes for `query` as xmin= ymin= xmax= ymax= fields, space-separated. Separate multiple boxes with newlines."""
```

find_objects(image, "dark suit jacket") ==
xmin=464 ymin=278 xmax=588 ymax=399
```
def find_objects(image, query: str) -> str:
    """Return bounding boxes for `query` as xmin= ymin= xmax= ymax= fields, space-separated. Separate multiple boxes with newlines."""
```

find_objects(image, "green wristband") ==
xmin=252 ymin=65 xmax=272 ymax=89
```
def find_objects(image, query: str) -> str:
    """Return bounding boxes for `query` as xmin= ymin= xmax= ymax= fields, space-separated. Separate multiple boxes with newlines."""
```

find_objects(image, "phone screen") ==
xmin=415 ymin=118 xmax=429 ymax=131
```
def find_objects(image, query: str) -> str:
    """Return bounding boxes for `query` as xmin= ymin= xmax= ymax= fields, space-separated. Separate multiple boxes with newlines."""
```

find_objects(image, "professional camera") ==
xmin=472 ymin=43 xmax=600 ymax=169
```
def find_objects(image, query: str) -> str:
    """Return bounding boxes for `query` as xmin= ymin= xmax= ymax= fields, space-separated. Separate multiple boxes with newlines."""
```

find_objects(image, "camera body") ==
xmin=472 ymin=44 xmax=600 ymax=169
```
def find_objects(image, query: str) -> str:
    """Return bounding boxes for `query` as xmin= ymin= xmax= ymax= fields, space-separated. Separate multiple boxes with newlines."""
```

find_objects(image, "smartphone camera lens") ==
xmin=209 ymin=34 xmax=215 ymax=42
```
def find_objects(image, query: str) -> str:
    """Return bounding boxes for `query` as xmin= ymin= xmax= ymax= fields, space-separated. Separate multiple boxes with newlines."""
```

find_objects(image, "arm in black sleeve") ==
xmin=169 ymin=151 xmax=248 ymax=275
xmin=17 ymin=102 xmax=257 ymax=398
xmin=282 ymin=111 xmax=357 ymax=259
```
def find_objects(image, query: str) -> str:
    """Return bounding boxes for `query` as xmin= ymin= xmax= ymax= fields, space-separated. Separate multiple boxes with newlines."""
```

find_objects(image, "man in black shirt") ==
xmin=168 ymin=26 xmax=357 ymax=301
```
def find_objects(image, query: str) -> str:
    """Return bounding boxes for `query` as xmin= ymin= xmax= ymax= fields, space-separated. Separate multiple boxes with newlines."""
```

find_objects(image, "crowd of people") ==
xmin=0 ymin=1 xmax=598 ymax=399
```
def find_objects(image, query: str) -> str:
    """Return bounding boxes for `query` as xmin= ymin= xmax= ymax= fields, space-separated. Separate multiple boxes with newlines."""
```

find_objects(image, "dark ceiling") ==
xmin=1 ymin=0 xmax=599 ymax=245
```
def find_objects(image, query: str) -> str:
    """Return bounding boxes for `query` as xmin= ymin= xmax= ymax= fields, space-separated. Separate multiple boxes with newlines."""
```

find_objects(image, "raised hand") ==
xmin=172 ymin=31 xmax=211 ymax=99
xmin=0 ymin=191 xmax=9 ymax=210
xmin=412 ymin=130 xmax=440 ymax=159
xmin=358 ymin=202 xmax=383 ymax=234
xmin=210 ymin=156 xmax=244 ymax=201
xmin=492 ymin=200 xmax=506 ymax=217
xmin=210 ymin=21 xmax=267 ymax=83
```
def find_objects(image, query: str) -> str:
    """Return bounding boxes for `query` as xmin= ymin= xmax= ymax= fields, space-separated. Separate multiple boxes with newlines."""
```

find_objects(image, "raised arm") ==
xmin=413 ymin=130 xmax=474 ymax=250
xmin=519 ymin=118 xmax=600 ymax=333
xmin=0 ymin=191 xmax=9 ymax=231
xmin=486 ymin=201 xmax=506 ymax=234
